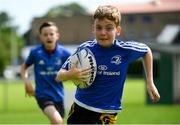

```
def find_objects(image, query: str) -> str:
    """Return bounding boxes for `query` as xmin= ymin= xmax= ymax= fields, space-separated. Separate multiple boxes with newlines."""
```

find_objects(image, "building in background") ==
xmin=116 ymin=0 xmax=180 ymax=42
xmin=24 ymin=0 xmax=180 ymax=45
xmin=26 ymin=15 xmax=93 ymax=45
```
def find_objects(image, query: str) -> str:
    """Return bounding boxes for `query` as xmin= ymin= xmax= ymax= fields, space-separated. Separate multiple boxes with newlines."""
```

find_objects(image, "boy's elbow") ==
xmin=147 ymin=46 xmax=152 ymax=55
xmin=20 ymin=63 xmax=27 ymax=77
xmin=55 ymin=69 xmax=69 ymax=82
xmin=55 ymin=74 xmax=60 ymax=82
xmin=55 ymin=69 xmax=64 ymax=82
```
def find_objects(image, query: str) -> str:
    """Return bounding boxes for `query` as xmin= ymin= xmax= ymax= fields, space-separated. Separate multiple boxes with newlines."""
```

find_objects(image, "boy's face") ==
xmin=39 ymin=26 xmax=60 ymax=50
xmin=93 ymin=18 xmax=121 ymax=47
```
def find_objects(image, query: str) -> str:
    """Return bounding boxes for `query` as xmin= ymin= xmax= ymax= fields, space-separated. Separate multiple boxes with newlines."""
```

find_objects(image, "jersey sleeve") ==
xmin=126 ymin=41 xmax=149 ymax=63
xmin=61 ymin=57 xmax=70 ymax=70
xmin=64 ymin=49 xmax=71 ymax=59
xmin=25 ymin=49 xmax=35 ymax=66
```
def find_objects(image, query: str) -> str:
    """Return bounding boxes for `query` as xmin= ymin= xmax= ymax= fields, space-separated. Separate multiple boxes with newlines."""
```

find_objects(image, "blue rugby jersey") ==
xmin=63 ymin=39 xmax=148 ymax=113
xmin=25 ymin=43 xmax=71 ymax=102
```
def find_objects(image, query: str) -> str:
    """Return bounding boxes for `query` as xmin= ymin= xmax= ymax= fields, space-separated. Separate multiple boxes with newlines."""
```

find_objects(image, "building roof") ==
xmin=114 ymin=0 xmax=180 ymax=14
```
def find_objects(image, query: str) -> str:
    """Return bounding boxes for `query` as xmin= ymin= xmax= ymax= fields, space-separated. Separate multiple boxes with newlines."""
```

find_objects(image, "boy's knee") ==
xmin=51 ymin=117 xmax=63 ymax=124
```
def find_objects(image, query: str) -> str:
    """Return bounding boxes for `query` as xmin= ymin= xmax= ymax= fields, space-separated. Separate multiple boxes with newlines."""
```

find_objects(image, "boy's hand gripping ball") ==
xmin=69 ymin=47 xmax=97 ymax=89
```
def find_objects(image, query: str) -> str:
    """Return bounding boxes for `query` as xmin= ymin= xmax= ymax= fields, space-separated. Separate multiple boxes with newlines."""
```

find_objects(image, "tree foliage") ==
xmin=46 ymin=2 xmax=88 ymax=17
xmin=0 ymin=12 xmax=24 ymax=76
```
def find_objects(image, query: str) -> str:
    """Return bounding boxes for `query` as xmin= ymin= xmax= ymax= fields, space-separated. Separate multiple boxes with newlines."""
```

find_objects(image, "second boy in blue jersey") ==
xmin=21 ymin=22 xmax=71 ymax=124
xmin=56 ymin=5 xmax=160 ymax=124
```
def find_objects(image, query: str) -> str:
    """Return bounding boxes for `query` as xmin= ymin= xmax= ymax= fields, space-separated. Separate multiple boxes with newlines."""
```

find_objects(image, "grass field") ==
xmin=0 ymin=78 xmax=180 ymax=124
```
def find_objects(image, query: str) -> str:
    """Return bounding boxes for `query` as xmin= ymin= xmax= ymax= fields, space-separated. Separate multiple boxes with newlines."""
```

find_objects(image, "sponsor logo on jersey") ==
xmin=97 ymin=65 xmax=120 ymax=76
xmin=40 ymin=71 xmax=58 ymax=75
xmin=98 ymin=65 xmax=108 ymax=70
xmin=47 ymin=66 xmax=54 ymax=71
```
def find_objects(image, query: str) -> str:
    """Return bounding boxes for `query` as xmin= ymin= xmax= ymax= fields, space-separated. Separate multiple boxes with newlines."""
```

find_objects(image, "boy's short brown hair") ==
xmin=39 ymin=21 xmax=59 ymax=34
xmin=93 ymin=5 xmax=121 ymax=27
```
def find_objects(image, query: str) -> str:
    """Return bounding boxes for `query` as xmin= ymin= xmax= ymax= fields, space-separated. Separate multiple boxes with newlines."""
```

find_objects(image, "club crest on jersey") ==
xmin=55 ymin=59 xmax=62 ymax=65
xmin=111 ymin=55 xmax=121 ymax=65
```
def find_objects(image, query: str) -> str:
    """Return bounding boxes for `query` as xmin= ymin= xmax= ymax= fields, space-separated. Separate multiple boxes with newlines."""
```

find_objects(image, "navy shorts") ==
xmin=36 ymin=98 xmax=65 ymax=118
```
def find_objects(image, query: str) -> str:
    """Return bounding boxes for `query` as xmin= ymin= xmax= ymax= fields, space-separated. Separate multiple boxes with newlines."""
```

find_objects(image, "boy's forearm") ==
xmin=20 ymin=63 xmax=29 ymax=84
xmin=143 ymin=48 xmax=160 ymax=102
xmin=55 ymin=69 xmax=72 ymax=82
xmin=143 ymin=47 xmax=153 ymax=83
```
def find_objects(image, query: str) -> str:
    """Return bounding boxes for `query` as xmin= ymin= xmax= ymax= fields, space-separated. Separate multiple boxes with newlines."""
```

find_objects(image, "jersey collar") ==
xmin=94 ymin=39 xmax=116 ymax=49
xmin=42 ymin=43 xmax=58 ymax=54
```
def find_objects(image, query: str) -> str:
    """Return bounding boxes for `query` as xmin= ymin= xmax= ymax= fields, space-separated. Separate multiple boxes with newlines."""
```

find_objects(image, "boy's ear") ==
xmin=57 ymin=32 xmax=60 ymax=39
xmin=116 ymin=26 xmax=121 ymax=36
xmin=38 ymin=34 xmax=43 ymax=42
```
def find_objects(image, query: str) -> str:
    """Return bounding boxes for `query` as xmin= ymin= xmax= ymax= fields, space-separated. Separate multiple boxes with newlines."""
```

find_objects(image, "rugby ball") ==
xmin=69 ymin=47 xmax=97 ymax=89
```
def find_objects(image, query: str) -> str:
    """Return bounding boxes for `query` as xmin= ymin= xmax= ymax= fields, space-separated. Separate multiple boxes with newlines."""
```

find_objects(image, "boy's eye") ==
xmin=95 ymin=26 xmax=114 ymax=31
xmin=105 ymin=27 xmax=114 ymax=31
xmin=42 ymin=33 xmax=54 ymax=37
xmin=50 ymin=33 xmax=54 ymax=36
xmin=96 ymin=26 xmax=102 ymax=31
xmin=43 ymin=33 xmax=48 ymax=37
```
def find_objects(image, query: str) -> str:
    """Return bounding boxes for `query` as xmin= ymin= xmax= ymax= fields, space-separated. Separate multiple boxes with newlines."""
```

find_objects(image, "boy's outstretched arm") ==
xmin=143 ymin=47 xmax=160 ymax=102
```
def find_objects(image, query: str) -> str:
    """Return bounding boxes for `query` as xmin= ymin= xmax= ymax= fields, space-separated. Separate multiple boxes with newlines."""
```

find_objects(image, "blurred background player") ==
xmin=56 ymin=5 xmax=160 ymax=124
xmin=20 ymin=21 xmax=71 ymax=124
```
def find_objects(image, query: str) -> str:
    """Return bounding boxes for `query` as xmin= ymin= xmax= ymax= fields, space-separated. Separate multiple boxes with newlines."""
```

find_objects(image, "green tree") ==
xmin=46 ymin=2 xmax=88 ymax=17
xmin=0 ymin=12 xmax=24 ymax=77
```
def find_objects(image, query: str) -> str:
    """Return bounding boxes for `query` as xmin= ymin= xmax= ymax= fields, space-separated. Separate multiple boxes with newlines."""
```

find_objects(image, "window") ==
xmin=142 ymin=15 xmax=152 ymax=23
xmin=127 ymin=15 xmax=136 ymax=23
